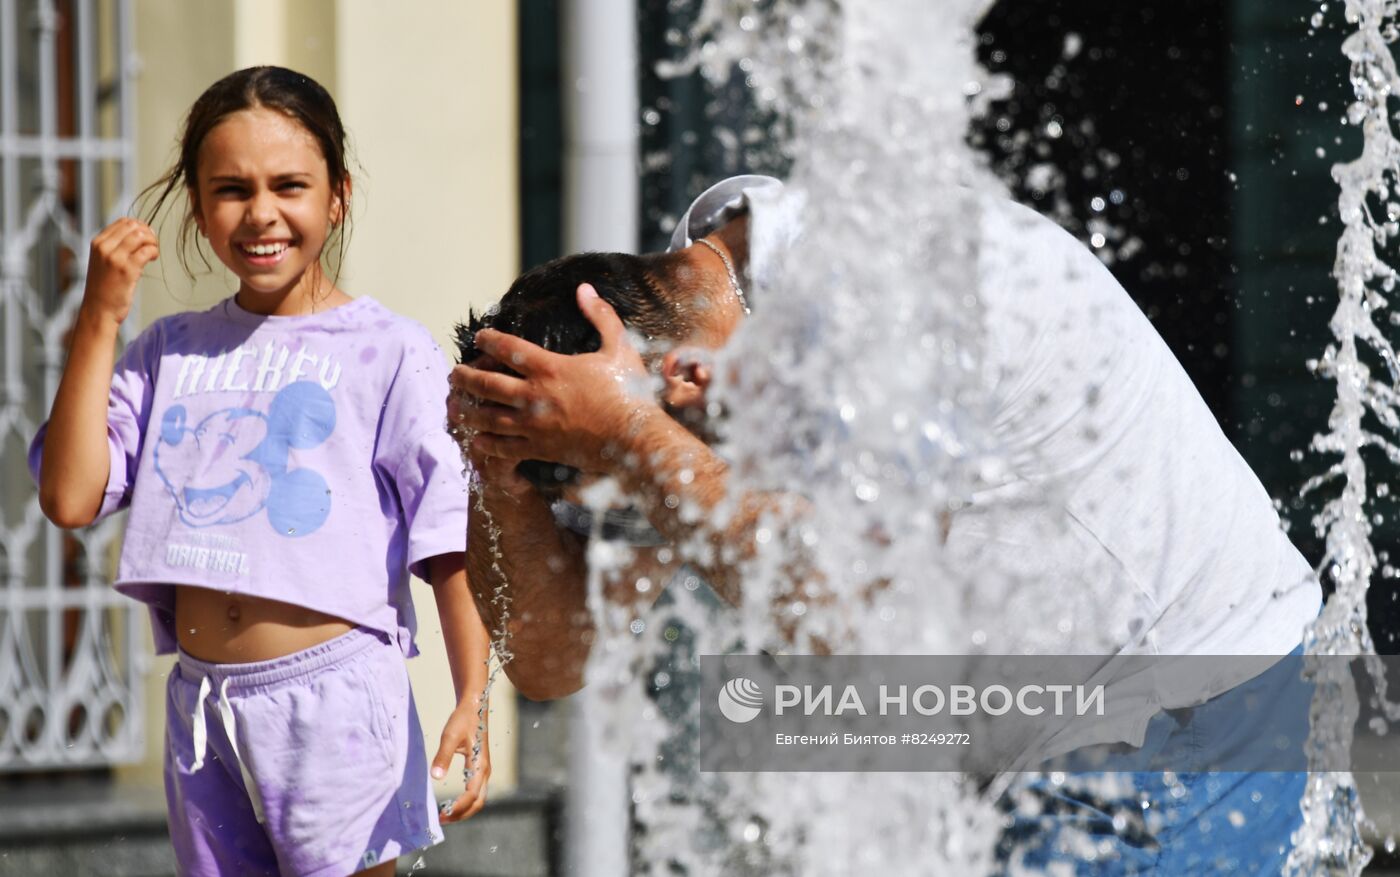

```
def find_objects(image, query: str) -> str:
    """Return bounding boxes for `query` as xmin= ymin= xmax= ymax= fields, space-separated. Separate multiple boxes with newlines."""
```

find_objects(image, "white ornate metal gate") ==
xmin=0 ymin=0 xmax=143 ymax=770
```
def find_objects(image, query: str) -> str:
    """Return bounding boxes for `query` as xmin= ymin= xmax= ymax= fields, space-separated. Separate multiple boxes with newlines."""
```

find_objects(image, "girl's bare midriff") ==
xmin=175 ymin=585 xmax=353 ymax=664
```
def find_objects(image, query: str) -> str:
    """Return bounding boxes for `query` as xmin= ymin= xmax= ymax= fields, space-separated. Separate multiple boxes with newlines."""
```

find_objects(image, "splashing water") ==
xmin=564 ymin=1 xmax=1400 ymax=874
xmin=445 ymin=420 xmax=510 ymax=812
xmin=578 ymin=1 xmax=1053 ymax=874
xmin=463 ymin=485 xmax=510 ymax=786
xmin=1292 ymin=0 xmax=1400 ymax=873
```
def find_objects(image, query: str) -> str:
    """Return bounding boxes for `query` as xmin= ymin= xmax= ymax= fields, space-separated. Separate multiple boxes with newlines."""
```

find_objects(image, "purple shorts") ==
xmin=164 ymin=627 xmax=442 ymax=876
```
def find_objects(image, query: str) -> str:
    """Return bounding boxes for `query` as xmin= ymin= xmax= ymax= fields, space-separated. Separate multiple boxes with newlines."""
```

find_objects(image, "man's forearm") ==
xmin=465 ymin=483 xmax=592 ymax=700
xmin=612 ymin=409 xmax=773 ymax=606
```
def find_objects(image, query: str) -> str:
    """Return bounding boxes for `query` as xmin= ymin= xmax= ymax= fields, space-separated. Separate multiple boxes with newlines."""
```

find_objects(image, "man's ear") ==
xmin=661 ymin=347 xmax=712 ymax=409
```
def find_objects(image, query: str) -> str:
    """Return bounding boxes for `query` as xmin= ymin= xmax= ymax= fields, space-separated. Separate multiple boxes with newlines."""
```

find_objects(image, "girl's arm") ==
xmin=426 ymin=551 xmax=493 ymax=824
xmin=39 ymin=218 xmax=158 ymax=528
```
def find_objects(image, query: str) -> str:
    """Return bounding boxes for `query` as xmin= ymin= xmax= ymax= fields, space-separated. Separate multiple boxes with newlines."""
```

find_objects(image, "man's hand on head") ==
xmin=449 ymin=283 xmax=662 ymax=477
xmin=448 ymin=377 xmax=532 ymax=498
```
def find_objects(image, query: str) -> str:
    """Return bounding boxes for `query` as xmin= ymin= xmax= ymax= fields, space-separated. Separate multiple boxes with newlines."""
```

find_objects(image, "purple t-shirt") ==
xmin=29 ymin=296 xmax=468 ymax=656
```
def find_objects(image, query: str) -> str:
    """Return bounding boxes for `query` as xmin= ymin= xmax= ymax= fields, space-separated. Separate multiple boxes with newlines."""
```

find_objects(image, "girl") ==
xmin=30 ymin=67 xmax=489 ymax=877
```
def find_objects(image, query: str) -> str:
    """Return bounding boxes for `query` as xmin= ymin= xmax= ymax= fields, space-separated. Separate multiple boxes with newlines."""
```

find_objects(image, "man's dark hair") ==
xmin=454 ymin=250 xmax=692 ymax=494
xmin=454 ymin=251 xmax=686 ymax=364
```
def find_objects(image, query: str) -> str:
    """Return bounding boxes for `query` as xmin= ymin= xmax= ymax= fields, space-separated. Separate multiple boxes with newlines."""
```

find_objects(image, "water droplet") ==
xmin=1062 ymin=33 xmax=1083 ymax=60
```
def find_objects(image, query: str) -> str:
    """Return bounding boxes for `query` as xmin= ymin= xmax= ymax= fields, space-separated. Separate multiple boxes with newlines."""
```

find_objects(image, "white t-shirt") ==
xmin=673 ymin=177 xmax=1320 ymax=681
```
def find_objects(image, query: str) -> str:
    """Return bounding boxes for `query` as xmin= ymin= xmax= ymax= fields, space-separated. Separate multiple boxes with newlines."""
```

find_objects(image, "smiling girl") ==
xmin=30 ymin=67 xmax=488 ymax=877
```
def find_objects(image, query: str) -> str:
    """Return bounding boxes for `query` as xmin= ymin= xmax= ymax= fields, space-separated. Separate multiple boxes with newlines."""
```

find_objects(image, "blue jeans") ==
xmin=995 ymin=646 xmax=1310 ymax=874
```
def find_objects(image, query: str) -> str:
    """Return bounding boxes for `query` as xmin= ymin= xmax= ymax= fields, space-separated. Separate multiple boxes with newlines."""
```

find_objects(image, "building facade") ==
xmin=1 ymin=1 xmax=524 ymax=870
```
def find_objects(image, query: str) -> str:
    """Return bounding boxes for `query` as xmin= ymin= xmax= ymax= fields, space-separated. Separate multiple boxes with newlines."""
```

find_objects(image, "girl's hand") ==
xmin=432 ymin=703 xmax=491 ymax=824
xmin=82 ymin=218 xmax=159 ymax=326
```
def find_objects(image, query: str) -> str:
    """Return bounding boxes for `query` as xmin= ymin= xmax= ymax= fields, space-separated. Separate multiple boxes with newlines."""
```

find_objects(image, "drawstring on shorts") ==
xmin=186 ymin=673 xmax=267 ymax=823
xmin=176 ymin=627 xmax=385 ymax=828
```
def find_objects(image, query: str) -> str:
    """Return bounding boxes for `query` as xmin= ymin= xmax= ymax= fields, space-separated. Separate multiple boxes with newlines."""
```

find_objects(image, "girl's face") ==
xmin=192 ymin=106 xmax=344 ymax=307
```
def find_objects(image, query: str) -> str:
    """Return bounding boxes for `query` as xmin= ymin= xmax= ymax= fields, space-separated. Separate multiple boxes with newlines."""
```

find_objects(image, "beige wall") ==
xmin=334 ymin=0 xmax=519 ymax=329
xmin=122 ymin=1 xmax=520 ymax=799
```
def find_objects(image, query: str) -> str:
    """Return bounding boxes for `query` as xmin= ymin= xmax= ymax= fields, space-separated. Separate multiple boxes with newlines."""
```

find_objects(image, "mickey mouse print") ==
xmin=153 ymin=380 xmax=335 ymax=537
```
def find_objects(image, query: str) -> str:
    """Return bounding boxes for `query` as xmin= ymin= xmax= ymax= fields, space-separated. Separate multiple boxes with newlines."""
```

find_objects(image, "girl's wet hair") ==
xmin=137 ymin=65 xmax=353 ymax=280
